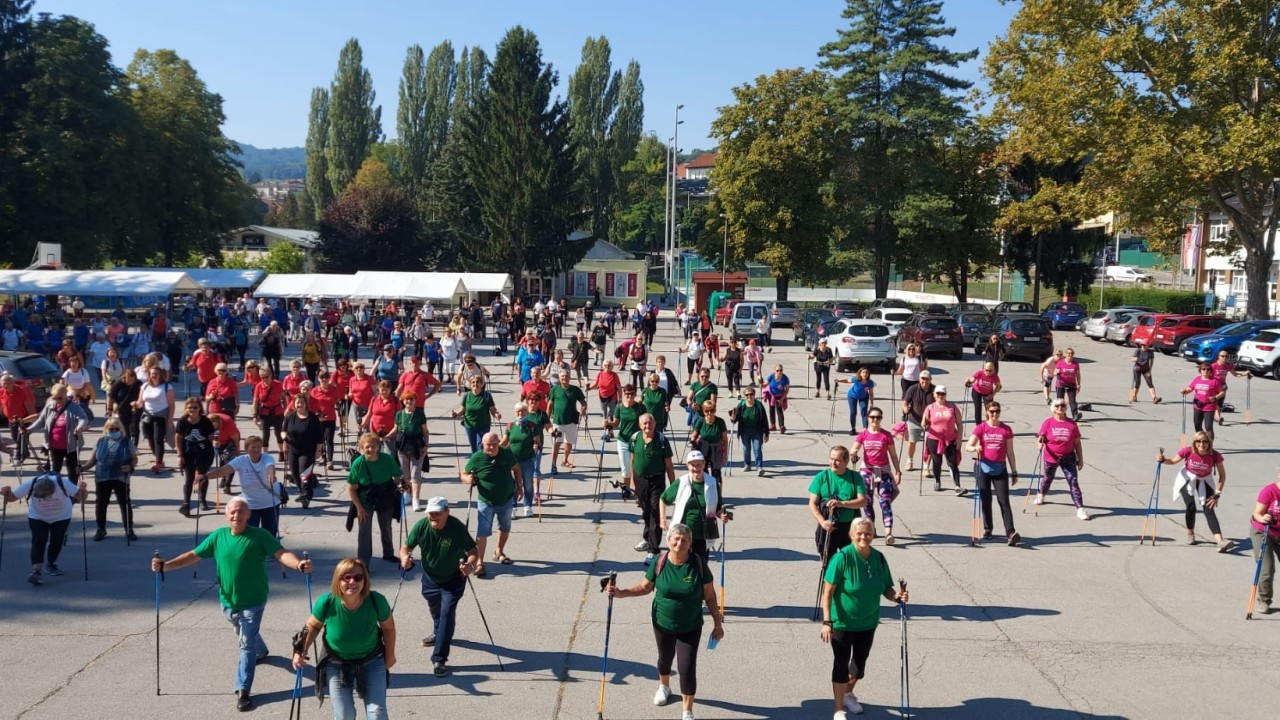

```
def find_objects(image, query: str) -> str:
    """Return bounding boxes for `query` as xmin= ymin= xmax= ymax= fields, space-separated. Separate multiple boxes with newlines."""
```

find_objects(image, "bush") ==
xmin=1078 ymin=287 xmax=1205 ymax=314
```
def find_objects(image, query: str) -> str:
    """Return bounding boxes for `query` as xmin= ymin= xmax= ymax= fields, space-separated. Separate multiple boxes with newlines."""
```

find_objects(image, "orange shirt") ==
xmin=521 ymin=379 xmax=551 ymax=412
xmin=212 ymin=412 xmax=240 ymax=445
xmin=281 ymin=371 xmax=306 ymax=400
xmin=397 ymin=369 xmax=431 ymax=409
xmin=254 ymin=380 xmax=286 ymax=416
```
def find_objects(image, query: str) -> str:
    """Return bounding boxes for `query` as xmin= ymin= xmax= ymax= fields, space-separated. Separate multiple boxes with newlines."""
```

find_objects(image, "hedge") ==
xmin=1076 ymin=288 xmax=1205 ymax=315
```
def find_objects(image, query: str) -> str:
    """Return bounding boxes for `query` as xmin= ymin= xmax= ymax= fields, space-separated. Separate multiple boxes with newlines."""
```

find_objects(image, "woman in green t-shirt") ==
xmin=347 ymin=432 xmax=404 ymax=568
xmin=394 ymin=392 xmax=430 ymax=513
xmin=689 ymin=399 xmax=729 ymax=484
xmin=607 ymin=523 xmax=724 ymax=720
xmin=820 ymin=517 xmax=908 ymax=717
xmin=292 ymin=557 xmax=398 ymax=720
xmin=728 ymin=384 xmax=769 ymax=475
xmin=450 ymin=375 xmax=500 ymax=453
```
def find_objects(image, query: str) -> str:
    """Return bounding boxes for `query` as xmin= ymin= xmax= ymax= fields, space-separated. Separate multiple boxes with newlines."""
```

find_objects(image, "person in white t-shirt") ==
xmin=199 ymin=435 xmax=283 ymax=538
xmin=2 ymin=473 xmax=87 ymax=585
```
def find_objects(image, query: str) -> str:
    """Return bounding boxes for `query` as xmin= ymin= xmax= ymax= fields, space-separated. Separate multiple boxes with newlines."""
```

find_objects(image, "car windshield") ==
xmin=921 ymin=318 xmax=957 ymax=329
xmin=1216 ymin=323 xmax=1256 ymax=336
xmin=1010 ymin=320 xmax=1045 ymax=333
xmin=1252 ymin=330 xmax=1280 ymax=344
xmin=848 ymin=324 xmax=889 ymax=338
xmin=775 ymin=302 xmax=797 ymax=309
xmin=883 ymin=311 xmax=912 ymax=321
xmin=958 ymin=314 xmax=987 ymax=323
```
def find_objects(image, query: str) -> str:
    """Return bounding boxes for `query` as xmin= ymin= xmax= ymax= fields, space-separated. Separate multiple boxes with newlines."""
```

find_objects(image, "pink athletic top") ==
xmin=971 ymin=421 xmax=1013 ymax=463
xmin=1187 ymin=376 xmax=1225 ymax=412
xmin=855 ymin=428 xmax=895 ymax=468
xmin=923 ymin=402 xmax=959 ymax=444
xmin=1055 ymin=359 xmax=1080 ymax=387
xmin=970 ymin=370 xmax=999 ymax=396
xmin=1176 ymin=446 xmax=1222 ymax=478
xmin=1251 ymin=484 xmax=1280 ymax=539
xmin=1211 ymin=360 xmax=1233 ymax=384
xmin=1038 ymin=416 xmax=1080 ymax=462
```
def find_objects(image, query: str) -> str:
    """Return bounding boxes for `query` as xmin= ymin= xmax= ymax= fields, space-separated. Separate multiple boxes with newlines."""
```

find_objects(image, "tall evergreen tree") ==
xmin=462 ymin=26 xmax=579 ymax=279
xmin=609 ymin=60 xmax=644 ymax=234
xmin=452 ymin=45 xmax=489 ymax=121
xmin=567 ymin=36 xmax=619 ymax=240
xmin=0 ymin=0 xmax=34 ymax=264
xmin=819 ymin=0 xmax=976 ymax=295
xmin=423 ymin=41 xmax=456 ymax=169
xmin=612 ymin=134 xmax=667 ymax=252
xmin=396 ymin=44 xmax=430 ymax=195
xmin=325 ymin=39 xmax=381 ymax=197
xmin=304 ymin=87 xmax=330 ymax=221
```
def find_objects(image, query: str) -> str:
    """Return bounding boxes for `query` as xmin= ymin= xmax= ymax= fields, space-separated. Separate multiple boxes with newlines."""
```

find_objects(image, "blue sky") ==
xmin=35 ymin=0 xmax=1020 ymax=151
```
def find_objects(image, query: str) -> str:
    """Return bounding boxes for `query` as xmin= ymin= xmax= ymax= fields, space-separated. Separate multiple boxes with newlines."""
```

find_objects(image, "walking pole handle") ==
xmin=898 ymin=578 xmax=907 ymax=603
xmin=154 ymin=549 xmax=165 ymax=582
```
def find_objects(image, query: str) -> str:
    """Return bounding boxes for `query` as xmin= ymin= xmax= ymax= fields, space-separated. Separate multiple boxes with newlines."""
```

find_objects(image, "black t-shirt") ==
xmin=109 ymin=380 xmax=141 ymax=419
xmin=176 ymin=416 xmax=216 ymax=456
xmin=283 ymin=413 xmax=324 ymax=451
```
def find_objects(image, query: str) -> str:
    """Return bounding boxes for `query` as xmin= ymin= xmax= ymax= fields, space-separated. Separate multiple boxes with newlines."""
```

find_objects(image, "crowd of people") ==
xmin=0 ymin=290 xmax=1275 ymax=720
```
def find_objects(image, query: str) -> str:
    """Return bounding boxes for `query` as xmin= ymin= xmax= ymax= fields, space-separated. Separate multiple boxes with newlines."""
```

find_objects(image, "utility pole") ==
xmin=669 ymin=105 xmax=683 ymax=302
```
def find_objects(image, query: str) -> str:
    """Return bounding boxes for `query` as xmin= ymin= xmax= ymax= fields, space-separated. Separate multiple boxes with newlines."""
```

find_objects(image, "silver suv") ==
xmin=769 ymin=301 xmax=800 ymax=328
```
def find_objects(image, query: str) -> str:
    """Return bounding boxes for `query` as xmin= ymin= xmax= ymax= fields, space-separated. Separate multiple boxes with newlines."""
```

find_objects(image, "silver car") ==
xmin=1105 ymin=313 xmax=1146 ymax=345
xmin=866 ymin=308 xmax=913 ymax=337
xmin=828 ymin=319 xmax=896 ymax=372
xmin=769 ymin=300 xmax=800 ymax=328
xmin=1083 ymin=309 xmax=1134 ymax=340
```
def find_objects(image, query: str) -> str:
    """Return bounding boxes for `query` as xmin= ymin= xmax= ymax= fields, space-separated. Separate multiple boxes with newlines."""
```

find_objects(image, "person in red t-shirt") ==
xmin=1158 ymin=434 xmax=1231 ymax=551
xmin=0 ymin=374 xmax=36 ymax=459
xmin=332 ymin=358 xmax=353 ymax=432
xmin=395 ymin=354 xmax=442 ymax=411
xmin=1250 ymin=468 xmax=1280 ymax=614
xmin=281 ymin=361 xmax=307 ymax=403
xmin=185 ymin=339 xmax=220 ymax=396
xmin=347 ymin=362 xmax=376 ymax=430
xmin=310 ymin=370 xmax=342 ymax=468
xmin=209 ymin=411 xmax=241 ymax=494
xmin=251 ymin=365 xmax=286 ymax=452
xmin=360 ymin=380 xmax=398 ymax=439
xmin=1035 ymin=399 xmax=1087 ymax=519
xmin=204 ymin=362 xmax=240 ymax=417
xmin=965 ymin=400 xmax=1020 ymax=546
xmin=521 ymin=366 xmax=552 ymax=413
xmin=588 ymin=360 xmax=622 ymax=430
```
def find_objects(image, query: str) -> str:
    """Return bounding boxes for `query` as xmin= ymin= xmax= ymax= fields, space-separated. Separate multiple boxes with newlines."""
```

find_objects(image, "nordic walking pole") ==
xmin=899 ymin=578 xmax=910 ymax=719
xmin=719 ymin=516 xmax=728 ymax=612
xmin=970 ymin=461 xmax=982 ymax=546
xmin=192 ymin=501 xmax=201 ymax=579
xmin=1140 ymin=449 xmax=1164 ymax=545
xmin=1022 ymin=452 xmax=1041 ymax=514
xmin=1245 ymin=375 xmax=1253 ymax=425
xmin=805 ymin=359 xmax=810 ymax=400
xmin=1246 ymin=534 xmax=1267 ymax=619
xmin=81 ymin=489 xmax=89 ymax=581
xmin=465 ymin=571 xmax=506 ymax=670
xmin=0 ymin=498 xmax=7 ymax=573
xmin=154 ymin=549 xmax=164 ymax=696
xmin=812 ymin=512 xmax=834 ymax=622
xmin=597 ymin=572 xmax=618 ymax=720
xmin=1180 ymin=397 xmax=1187 ymax=447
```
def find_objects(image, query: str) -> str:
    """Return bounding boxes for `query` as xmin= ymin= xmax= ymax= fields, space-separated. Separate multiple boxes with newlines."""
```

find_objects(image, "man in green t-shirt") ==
xmin=548 ymin=371 xmax=588 ymax=472
xmin=462 ymin=432 xmax=523 ymax=575
xmin=400 ymin=496 xmax=478 ymax=678
xmin=151 ymin=497 xmax=313 ymax=712
xmin=807 ymin=445 xmax=868 ymax=558
xmin=629 ymin=413 xmax=676 ymax=562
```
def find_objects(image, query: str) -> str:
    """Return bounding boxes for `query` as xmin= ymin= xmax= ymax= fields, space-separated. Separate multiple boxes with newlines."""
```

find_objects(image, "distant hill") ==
xmin=234 ymin=143 xmax=306 ymax=181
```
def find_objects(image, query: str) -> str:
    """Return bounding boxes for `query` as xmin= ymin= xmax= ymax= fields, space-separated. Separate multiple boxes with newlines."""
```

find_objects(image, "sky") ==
xmin=34 ymin=0 xmax=1022 ymax=152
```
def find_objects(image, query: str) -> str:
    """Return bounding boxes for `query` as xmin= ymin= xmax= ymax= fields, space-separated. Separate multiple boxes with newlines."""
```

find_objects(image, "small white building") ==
xmin=224 ymin=225 xmax=320 ymax=271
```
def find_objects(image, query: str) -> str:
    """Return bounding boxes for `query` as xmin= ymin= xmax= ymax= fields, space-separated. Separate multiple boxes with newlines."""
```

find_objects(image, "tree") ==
xmin=304 ymin=87 xmax=330 ymax=221
xmin=258 ymin=241 xmax=306 ymax=274
xmin=0 ymin=0 xmax=34 ymax=263
xmin=453 ymin=45 xmax=488 ymax=118
xmin=423 ymin=42 xmax=456 ymax=170
xmin=819 ymin=0 xmax=976 ymax=296
xmin=325 ymin=39 xmax=381 ymax=197
xmin=316 ymin=183 xmax=426 ymax=272
xmin=568 ymin=36 xmax=620 ymax=240
xmin=462 ymin=27 xmax=580 ymax=278
xmin=350 ymin=156 xmax=394 ymax=192
xmin=396 ymin=44 xmax=430 ymax=194
xmin=986 ymin=0 xmax=1280 ymax=319
xmin=125 ymin=49 xmax=249 ymax=266
xmin=709 ymin=68 xmax=845 ymax=300
xmin=612 ymin=134 xmax=667 ymax=252
xmin=609 ymin=60 xmax=644 ymax=232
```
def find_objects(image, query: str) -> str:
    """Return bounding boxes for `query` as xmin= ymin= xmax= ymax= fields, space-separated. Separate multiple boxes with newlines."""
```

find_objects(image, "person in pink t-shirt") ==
xmin=1181 ymin=363 xmax=1226 ymax=443
xmin=1052 ymin=347 xmax=1084 ymax=421
xmin=1157 ymin=433 xmax=1233 ymax=551
xmin=1249 ymin=466 xmax=1280 ymax=615
xmin=964 ymin=362 xmax=1002 ymax=429
xmin=965 ymin=401 xmax=1020 ymax=546
xmin=921 ymin=387 xmax=965 ymax=495
xmin=1209 ymin=350 xmax=1247 ymax=426
xmin=1034 ymin=400 xmax=1087 ymax=519
xmin=851 ymin=409 xmax=902 ymax=544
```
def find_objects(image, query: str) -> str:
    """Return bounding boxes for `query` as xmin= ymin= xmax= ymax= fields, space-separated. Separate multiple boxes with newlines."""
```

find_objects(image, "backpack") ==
xmin=31 ymin=472 xmax=73 ymax=500
xmin=654 ymin=549 xmax=703 ymax=578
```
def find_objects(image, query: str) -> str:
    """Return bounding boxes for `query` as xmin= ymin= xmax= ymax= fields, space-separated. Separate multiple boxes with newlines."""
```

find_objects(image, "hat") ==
xmin=919 ymin=371 xmax=932 ymax=378
xmin=934 ymin=385 xmax=947 ymax=394
xmin=687 ymin=450 xmax=706 ymax=463
xmin=425 ymin=496 xmax=448 ymax=512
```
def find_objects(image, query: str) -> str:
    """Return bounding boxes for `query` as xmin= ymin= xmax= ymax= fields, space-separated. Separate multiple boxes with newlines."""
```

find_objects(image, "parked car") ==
xmin=769 ymin=300 xmax=800 ymax=328
xmin=1106 ymin=312 xmax=1146 ymax=345
xmin=794 ymin=308 xmax=836 ymax=343
xmin=729 ymin=301 xmax=771 ymax=341
xmin=0 ymin=350 xmax=61 ymax=414
xmin=954 ymin=312 xmax=990 ymax=346
xmin=1083 ymin=309 xmax=1135 ymax=340
xmin=868 ymin=298 xmax=912 ymax=311
xmin=1115 ymin=304 xmax=1158 ymax=313
xmin=827 ymin=319 xmax=897 ymax=372
xmin=1103 ymin=266 xmax=1153 ymax=282
xmin=714 ymin=298 xmax=741 ymax=327
xmin=821 ymin=301 xmax=865 ymax=318
xmin=1237 ymin=330 xmax=1280 ymax=377
xmin=991 ymin=301 xmax=1036 ymax=316
xmin=1129 ymin=313 xmax=1182 ymax=348
xmin=896 ymin=314 xmax=964 ymax=358
xmin=979 ymin=317 xmax=1054 ymax=361
xmin=803 ymin=318 xmax=841 ymax=352
xmin=950 ymin=302 xmax=990 ymax=316
xmin=922 ymin=303 xmax=948 ymax=315
xmin=1041 ymin=301 xmax=1088 ymax=330
xmin=865 ymin=307 xmax=913 ymax=337
xmin=1179 ymin=320 xmax=1280 ymax=363
xmin=1152 ymin=315 xmax=1233 ymax=354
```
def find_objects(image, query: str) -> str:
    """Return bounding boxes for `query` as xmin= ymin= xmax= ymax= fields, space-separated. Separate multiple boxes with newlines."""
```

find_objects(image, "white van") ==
xmin=1104 ymin=266 xmax=1152 ymax=283
xmin=730 ymin=302 xmax=770 ymax=341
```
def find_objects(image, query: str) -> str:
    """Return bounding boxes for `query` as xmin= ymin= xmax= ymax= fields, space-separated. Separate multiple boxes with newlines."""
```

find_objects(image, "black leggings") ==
xmin=726 ymin=366 xmax=742 ymax=394
xmin=975 ymin=466 xmax=1015 ymax=536
xmin=1133 ymin=368 xmax=1154 ymax=389
xmin=1192 ymin=407 xmax=1215 ymax=442
xmin=95 ymin=479 xmax=133 ymax=532
xmin=768 ymin=401 xmax=786 ymax=430
xmin=182 ymin=452 xmax=213 ymax=505
xmin=29 ymin=518 xmax=70 ymax=566
xmin=321 ymin=420 xmax=336 ymax=462
xmin=1180 ymin=476 xmax=1221 ymax=535
xmin=926 ymin=437 xmax=960 ymax=485
xmin=288 ymin=448 xmax=318 ymax=497
xmin=829 ymin=627 xmax=877 ymax=683
xmin=1055 ymin=384 xmax=1079 ymax=417
xmin=971 ymin=390 xmax=991 ymax=428
xmin=815 ymin=365 xmax=831 ymax=393
xmin=264 ymin=353 xmax=281 ymax=379
xmin=141 ymin=414 xmax=168 ymax=462
xmin=259 ymin=414 xmax=284 ymax=452
xmin=50 ymin=447 xmax=80 ymax=483
xmin=653 ymin=623 xmax=702 ymax=696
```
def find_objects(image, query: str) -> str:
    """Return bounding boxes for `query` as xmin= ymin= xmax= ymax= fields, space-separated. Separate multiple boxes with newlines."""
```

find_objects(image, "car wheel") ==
xmin=1271 ymin=359 xmax=1280 ymax=379
xmin=952 ymin=350 xmax=963 ymax=360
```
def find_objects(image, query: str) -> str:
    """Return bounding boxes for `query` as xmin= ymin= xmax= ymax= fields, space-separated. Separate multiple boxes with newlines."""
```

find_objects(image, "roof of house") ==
xmin=236 ymin=225 xmax=321 ymax=249
xmin=581 ymin=239 xmax=637 ymax=261
xmin=686 ymin=152 xmax=718 ymax=168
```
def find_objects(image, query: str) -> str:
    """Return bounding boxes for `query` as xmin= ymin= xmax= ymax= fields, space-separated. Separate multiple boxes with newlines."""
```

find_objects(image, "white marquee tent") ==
xmin=253 ymin=274 xmax=360 ymax=298
xmin=347 ymin=272 xmax=466 ymax=300
xmin=0 ymin=269 xmax=202 ymax=297
xmin=113 ymin=267 xmax=265 ymax=289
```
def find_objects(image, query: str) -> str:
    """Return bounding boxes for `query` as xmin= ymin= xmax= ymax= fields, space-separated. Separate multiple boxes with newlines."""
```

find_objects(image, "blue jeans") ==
xmin=328 ymin=652 xmax=388 ymax=720
xmin=222 ymin=605 xmax=268 ymax=692
xmin=421 ymin=573 xmax=466 ymax=664
xmin=517 ymin=457 xmax=536 ymax=507
xmin=476 ymin=497 xmax=514 ymax=538
xmin=847 ymin=396 xmax=869 ymax=432
xmin=464 ymin=425 xmax=488 ymax=454
xmin=740 ymin=432 xmax=763 ymax=468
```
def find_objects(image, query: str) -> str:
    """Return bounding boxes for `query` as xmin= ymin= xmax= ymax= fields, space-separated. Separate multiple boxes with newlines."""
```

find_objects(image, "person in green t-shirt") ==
xmin=548 ymin=371 xmax=588 ymax=472
xmin=399 ymin=496 xmax=478 ymax=678
xmin=450 ymin=375 xmax=500 ymax=453
xmin=608 ymin=384 xmax=645 ymax=498
xmin=607 ymin=523 xmax=724 ymax=719
xmin=501 ymin=401 xmax=544 ymax=517
xmin=820 ymin=516 xmax=909 ymax=717
xmin=808 ymin=445 xmax=868 ymax=559
xmin=347 ymin=432 xmax=404 ymax=568
xmin=291 ymin=557 xmax=397 ymax=713
xmin=728 ymin=384 xmax=770 ymax=475
xmin=684 ymin=367 xmax=718 ymax=427
xmin=689 ymin=399 xmax=729 ymax=483
xmin=660 ymin=451 xmax=730 ymax=564
xmin=394 ymin=392 xmax=431 ymax=512
xmin=462 ymin=432 xmax=523 ymax=574
xmin=629 ymin=413 xmax=676 ymax=561
xmin=641 ymin=371 xmax=671 ymax=434
xmin=150 ymin=497 xmax=312 ymax=712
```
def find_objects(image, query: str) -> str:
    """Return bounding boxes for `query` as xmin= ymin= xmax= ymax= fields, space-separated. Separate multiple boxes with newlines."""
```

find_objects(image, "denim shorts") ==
xmin=476 ymin=497 xmax=514 ymax=538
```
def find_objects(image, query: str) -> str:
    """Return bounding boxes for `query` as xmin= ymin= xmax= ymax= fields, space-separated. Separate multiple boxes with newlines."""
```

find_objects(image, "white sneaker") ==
xmin=1032 ymin=494 xmax=1044 ymax=506
xmin=834 ymin=712 xmax=848 ymax=720
xmin=524 ymin=506 xmax=533 ymax=518
xmin=411 ymin=502 xmax=421 ymax=512
xmin=682 ymin=712 xmax=695 ymax=720
xmin=1076 ymin=507 xmax=1090 ymax=520
xmin=653 ymin=684 xmax=672 ymax=706
xmin=844 ymin=692 xmax=864 ymax=714
xmin=904 ymin=461 xmax=915 ymax=472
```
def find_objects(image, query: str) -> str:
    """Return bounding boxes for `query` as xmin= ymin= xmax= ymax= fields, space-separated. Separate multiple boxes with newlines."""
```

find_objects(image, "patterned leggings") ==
xmin=1039 ymin=458 xmax=1083 ymax=508
xmin=859 ymin=468 xmax=899 ymax=531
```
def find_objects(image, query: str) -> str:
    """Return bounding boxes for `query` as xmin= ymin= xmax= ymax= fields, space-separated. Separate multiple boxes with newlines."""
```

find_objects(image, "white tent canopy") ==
xmin=0 ymin=269 xmax=202 ymax=296
xmin=253 ymin=274 xmax=359 ymax=298
xmin=114 ymin=267 xmax=265 ymax=289
xmin=459 ymin=273 xmax=513 ymax=296
xmin=348 ymin=272 xmax=466 ymax=300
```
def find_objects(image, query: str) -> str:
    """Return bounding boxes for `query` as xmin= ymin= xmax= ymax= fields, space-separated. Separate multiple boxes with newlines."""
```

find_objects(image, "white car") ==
xmin=865 ymin=308 xmax=913 ymax=337
xmin=1083 ymin=309 xmax=1135 ymax=340
xmin=1237 ymin=329 xmax=1280 ymax=377
xmin=1102 ymin=266 xmax=1153 ymax=282
xmin=827 ymin=319 xmax=896 ymax=373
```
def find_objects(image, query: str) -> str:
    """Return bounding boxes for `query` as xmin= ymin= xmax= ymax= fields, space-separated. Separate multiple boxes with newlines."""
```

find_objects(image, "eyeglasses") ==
xmin=987 ymin=410 xmax=1002 ymax=414
xmin=868 ymin=415 xmax=882 ymax=420
xmin=1194 ymin=440 xmax=1210 ymax=445
xmin=340 ymin=574 xmax=365 ymax=583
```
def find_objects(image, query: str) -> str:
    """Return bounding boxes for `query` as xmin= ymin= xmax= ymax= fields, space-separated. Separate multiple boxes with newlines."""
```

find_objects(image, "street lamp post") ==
xmin=666 ymin=105 xmax=684 ymax=298
xmin=719 ymin=213 xmax=728 ymax=292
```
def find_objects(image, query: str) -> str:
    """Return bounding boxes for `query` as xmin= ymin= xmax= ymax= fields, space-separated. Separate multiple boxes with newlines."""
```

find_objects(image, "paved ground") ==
xmin=2 ymin=318 xmax=1278 ymax=720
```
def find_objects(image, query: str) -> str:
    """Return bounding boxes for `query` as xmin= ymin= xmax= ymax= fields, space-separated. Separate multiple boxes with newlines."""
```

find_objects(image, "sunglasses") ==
xmin=340 ymin=574 xmax=365 ymax=583
xmin=868 ymin=415 xmax=882 ymax=420
xmin=988 ymin=410 xmax=1002 ymax=414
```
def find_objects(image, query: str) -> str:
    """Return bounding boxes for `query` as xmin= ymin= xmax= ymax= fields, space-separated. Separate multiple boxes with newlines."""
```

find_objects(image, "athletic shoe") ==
xmin=1153 ymin=397 xmax=1163 ymax=404
xmin=126 ymin=531 xmax=138 ymax=542
xmin=884 ymin=533 xmax=896 ymax=546
xmin=682 ymin=712 xmax=696 ymax=720
xmin=433 ymin=661 xmax=451 ymax=678
xmin=93 ymin=529 xmax=108 ymax=541
xmin=934 ymin=481 xmax=942 ymax=492
xmin=924 ymin=467 xmax=934 ymax=479
xmin=954 ymin=486 xmax=968 ymax=496
xmin=523 ymin=506 xmax=533 ymax=518
xmin=1033 ymin=494 xmax=1045 ymax=506
xmin=44 ymin=564 xmax=63 ymax=576
xmin=904 ymin=461 xmax=914 ymax=472
xmin=834 ymin=713 xmax=849 ymax=720
xmin=844 ymin=691 xmax=864 ymax=714
xmin=421 ymin=634 xmax=436 ymax=647
xmin=411 ymin=502 xmax=421 ymax=512
xmin=1186 ymin=534 xmax=1198 ymax=545
xmin=1007 ymin=532 xmax=1021 ymax=547
xmin=202 ymin=501 xmax=214 ymax=511
xmin=1076 ymin=507 xmax=1090 ymax=520
xmin=235 ymin=691 xmax=252 ymax=712
xmin=758 ymin=468 xmax=765 ymax=477
xmin=1217 ymin=539 xmax=1236 ymax=553
xmin=634 ymin=540 xmax=651 ymax=552
xmin=982 ymin=531 xmax=994 ymax=540
xmin=1258 ymin=601 xmax=1272 ymax=615
xmin=653 ymin=684 xmax=672 ymax=706
xmin=178 ymin=504 xmax=192 ymax=517
xmin=644 ymin=552 xmax=656 ymax=566
xmin=27 ymin=570 xmax=42 ymax=586
xmin=744 ymin=464 xmax=753 ymax=472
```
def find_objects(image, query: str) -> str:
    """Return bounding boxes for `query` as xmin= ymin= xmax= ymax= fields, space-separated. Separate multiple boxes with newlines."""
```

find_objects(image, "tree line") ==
xmin=0 ymin=0 xmax=256 ymax=269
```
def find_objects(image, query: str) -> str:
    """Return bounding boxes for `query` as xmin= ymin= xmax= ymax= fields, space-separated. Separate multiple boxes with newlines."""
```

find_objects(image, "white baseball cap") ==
xmin=687 ymin=451 xmax=706 ymax=463
xmin=425 ymin=496 xmax=448 ymax=512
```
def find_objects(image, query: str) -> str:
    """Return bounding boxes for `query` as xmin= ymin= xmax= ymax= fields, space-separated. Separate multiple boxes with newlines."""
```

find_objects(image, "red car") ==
xmin=1129 ymin=313 xmax=1182 ymax=348
xmin=1151 ymin=314 xmax=1233 ymax=354
xmin=714 ymin=299 xmax=740 ymax=327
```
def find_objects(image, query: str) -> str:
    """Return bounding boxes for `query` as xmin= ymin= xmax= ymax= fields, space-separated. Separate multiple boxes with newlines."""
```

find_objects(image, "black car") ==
xmin=977 ymin=317 xmax=1054 ymax=361
xmin=803 ymin=318 xmax=842 ymax=352
xmin=896 ymin=314 xmax=964 ymax=358
xmin=794 ymin=308 xmax=837 ymax=342
xmin=821 ymin=301 xmax=865 ymax=318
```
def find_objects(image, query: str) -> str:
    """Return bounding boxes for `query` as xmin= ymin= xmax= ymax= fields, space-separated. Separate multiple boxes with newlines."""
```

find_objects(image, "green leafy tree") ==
xmin=316 ymin=182 xmax=425 ymax=272
xmin=612 ymin=134 xmax=667 ymax=252
xmin=422 ymin=42 xmax=456 ymax=170
xmin=568 ymin=36 xmax=620 ymax=240
xmin=462 ymin=27 xmax=579 ymax=278
xmin=453 ymin=45 xmax=488 ymax=118
xmin=986 ymin=0 xmax=1280 ymax=319
xmin=609 ymin=60 xmax=644 ymax=234
xmin=0 ymin=0 xmax=34 ymax=263
xmin=258 ymin=241 xmax=306 ymax=274
xmin=709 ymin=68 xmax=845 ymax=300
xmin=304 ymin=87 xmax=330 ymax=221
xmin=820 ymin=0 xmax=976 ymax=296
xmin=396 ymin=44 xmax=430 ymax=194
xmin=325 ymin=39 xmax=381 ymax=196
